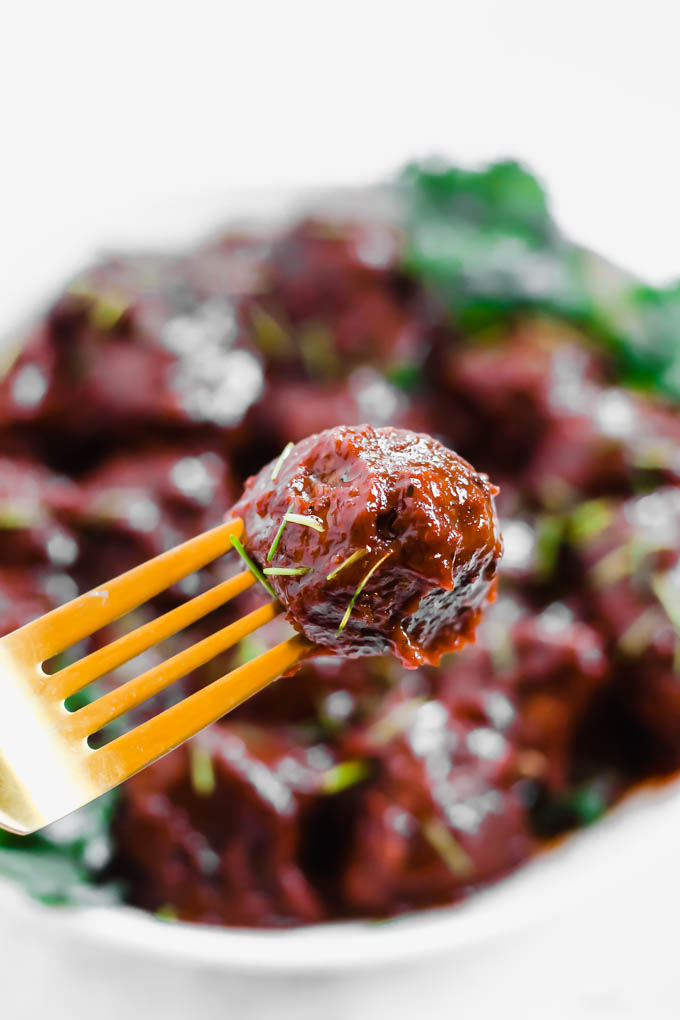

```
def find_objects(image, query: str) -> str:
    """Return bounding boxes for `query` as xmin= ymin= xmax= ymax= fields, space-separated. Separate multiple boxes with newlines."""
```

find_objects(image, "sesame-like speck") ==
xmin=12 ymin=364 xmax=48 ymax=408
xmin=198 ymin=846 xmax=221 ymax=876
xmin=127 ymin=497 xmax=161 ymax=533
xmin=485 ymin=691 xmax=515 ymax=730
xmin=349 ymin=367 xmax=402 ymax=425
xmin=444 ymin=789 xmax=503 ymax=834
xmin=387 ymin=807 xmax=416 ymax=836
xmin=444 ymin=802 xmax=480 ymax=834
xmin=161 ymin=298 xmax=237 ymax=354
xmin=627 ymin=490 xmax=680 ymax=544
xmin=174 ymin=348 xmax=264 ymax=426
xmin=408 ymin=700 xmax=449 ymax=756
xmin=355 ymin=226 xmax=396 ymax=269
xmin=276 ymin=756 xmax=316 ymax=792
xmin=171 ymin=456 xmax=218 ymax=505
xmin=177 ymin=572 xmax=201 ymax=596
xmin=501 ymin=519 xmax=536 ymax=571
xmin=82 ymin=835 xmax=112 ymax=871
xmin=538 ymin=602 xmax=574 ymax=634
xmin=43 ymin=572 xmax=79 ymax=603
xmin=243 ymin=759 xmax=294 ymax=815
xmin=46 ymin=531 xmax=79 ymax=567
xmin=466 ymin=727 xmax=507 ymax=762
xmin=324 ymin=690 xmax=355 ymax=720
xmin=306 ymin=745 xmax=334 ymax=771
xmin=594 ymin=389 xmax=636 ymax=438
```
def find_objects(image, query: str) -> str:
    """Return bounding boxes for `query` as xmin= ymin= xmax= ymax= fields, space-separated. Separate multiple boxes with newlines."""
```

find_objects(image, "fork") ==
xmin=0 ymin=518 xmax=309 ymax=835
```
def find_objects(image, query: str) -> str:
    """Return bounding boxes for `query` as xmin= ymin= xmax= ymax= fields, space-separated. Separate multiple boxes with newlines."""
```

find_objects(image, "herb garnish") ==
xmin=230 ymin=535 xmax=276 ymax=598
xmin=422 ymin=817 xmax=473 ymax=877
xmin=271 ymin=442 xmax=294 ymax=481
xmin=156 ymin=904 xmax=179 ymax=921
xmin=189 ymin=743 xmax=216 ymax=797
xmin=320 ymin=759 xmax=370 ymax=794
xmin=267 ymin=501 xmax=294 ymax=561
xmin=338 ymin=550 xmax=392 ymax=632
xmin=263 ymin=566 xmax=310 ymax=576
xmin=326 ymin=548 xmax=368 ymax=581
xmin=283 ymin=512 xmax=325 ymax=533
xmin=651 ymin=573 xmax=680 ymax=635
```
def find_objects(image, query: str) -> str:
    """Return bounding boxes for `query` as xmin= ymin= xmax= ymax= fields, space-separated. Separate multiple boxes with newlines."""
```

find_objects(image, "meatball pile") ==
xmin=2 ymin=203 xmax=680 ymax=927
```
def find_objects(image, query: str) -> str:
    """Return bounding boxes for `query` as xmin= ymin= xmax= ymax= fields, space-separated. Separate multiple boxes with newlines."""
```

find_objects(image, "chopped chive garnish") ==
xmin=271 ymin=442 xmax=294 ymax=481
xmin=618 ymin=607 xmax=659 ymax=656
xmin=283 ymin=512 xmax=325 ymax=533
xmin=89 ymin=295 xmax=128 ymax=331
xmin=320 ymin=759 xmax=370 ymax=794
xmin=230 ymin=535 xmax=276 ymax=598
xmin=326 ymin=548 xmax=368 ymax=581
xmin=651 ymin=573 xmax=680 ymax=635
xmin=338 ymin=550 xmax=392 ymax=632
xmin=422 ymin=817 xmax=473 ymax=877
xmin=533 ymin=513 xmax=564 ymax=580
xmin=267 ymin=501 xmax=293 ymax=561
xmin=263 ymin=566 xmax=310 ymax=576
xmin=189 ymin=743 xmax=216 ymax=797
xmin=156 ymin=904 xmax=179 ymax=921
xmin=589 ymin=542 xmax=633 ymax=587
xmin=568 ymin=499 xmax=613 ymax=545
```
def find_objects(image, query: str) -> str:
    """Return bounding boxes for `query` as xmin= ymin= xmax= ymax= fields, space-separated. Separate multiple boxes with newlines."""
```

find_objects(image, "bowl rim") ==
xmin=3 ymin=777 xmax=679 ymax=973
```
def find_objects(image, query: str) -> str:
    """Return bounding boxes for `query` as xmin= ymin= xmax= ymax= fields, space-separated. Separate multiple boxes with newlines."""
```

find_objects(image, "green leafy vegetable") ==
xmin=564 ymin=784 xmax=607 ymax=826
xmin=385 ymin=361 xmax=423 ymax=392
xmin=0 ymin=793 xmax=121 ymax=906
xmin=399 ymin=159 xmax=591 ymax=327
xmin=398 ymin=158 xmax=680 ymax=400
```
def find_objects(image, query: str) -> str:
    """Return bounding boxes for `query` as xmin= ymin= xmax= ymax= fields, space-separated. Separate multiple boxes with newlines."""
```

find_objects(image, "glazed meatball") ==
xmin=231 ymin=424 xmax=502 ymax=667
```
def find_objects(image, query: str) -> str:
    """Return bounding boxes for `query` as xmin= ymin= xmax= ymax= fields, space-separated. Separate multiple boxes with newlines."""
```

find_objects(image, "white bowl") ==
xmin=2 ymin=778 xmax=680 ymax=1019
xmin=2 ymin=188 xmax=680 ymax=1019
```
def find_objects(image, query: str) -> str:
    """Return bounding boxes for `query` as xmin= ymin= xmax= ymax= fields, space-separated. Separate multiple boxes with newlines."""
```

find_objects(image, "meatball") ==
xmin=231 ymin=424 xmax=502 ymax=667
xmin=112 ymin=724 xmax=326 ymax=926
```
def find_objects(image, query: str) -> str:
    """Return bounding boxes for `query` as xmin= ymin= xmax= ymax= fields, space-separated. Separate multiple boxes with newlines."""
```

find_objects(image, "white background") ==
xmin=1 ymin=2 xmax=680 ymax=1017
xmin=2 ymin=0 xmax=680 ymax=321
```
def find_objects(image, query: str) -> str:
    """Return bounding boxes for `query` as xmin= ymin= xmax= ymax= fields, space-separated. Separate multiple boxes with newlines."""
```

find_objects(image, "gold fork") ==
xmin=0 ymin=518 xmax=308 ymax=835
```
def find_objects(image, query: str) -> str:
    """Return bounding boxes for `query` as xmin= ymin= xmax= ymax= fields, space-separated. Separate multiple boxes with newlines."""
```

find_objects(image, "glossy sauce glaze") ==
xmin=232 ymin=425 xmax=501 ymax=666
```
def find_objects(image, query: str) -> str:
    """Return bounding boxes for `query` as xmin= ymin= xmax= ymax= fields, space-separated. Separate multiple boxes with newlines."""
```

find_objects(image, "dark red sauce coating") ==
xmin=231 ymin=425 xmax=501 ymax=667
xmin=2 ymin=210 xmax=680 ymax=928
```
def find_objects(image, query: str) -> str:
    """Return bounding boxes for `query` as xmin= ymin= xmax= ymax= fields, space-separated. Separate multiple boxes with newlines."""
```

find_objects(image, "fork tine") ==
xmin=51 ymin=569 xmax=255 ymax=701
xmin=5 ymin=518 xmax=244 ymax=662
xmin=89 ymin=635 xmax=309 ymax=789
xmin=67 ymin=600 xmax=280 ymax=739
